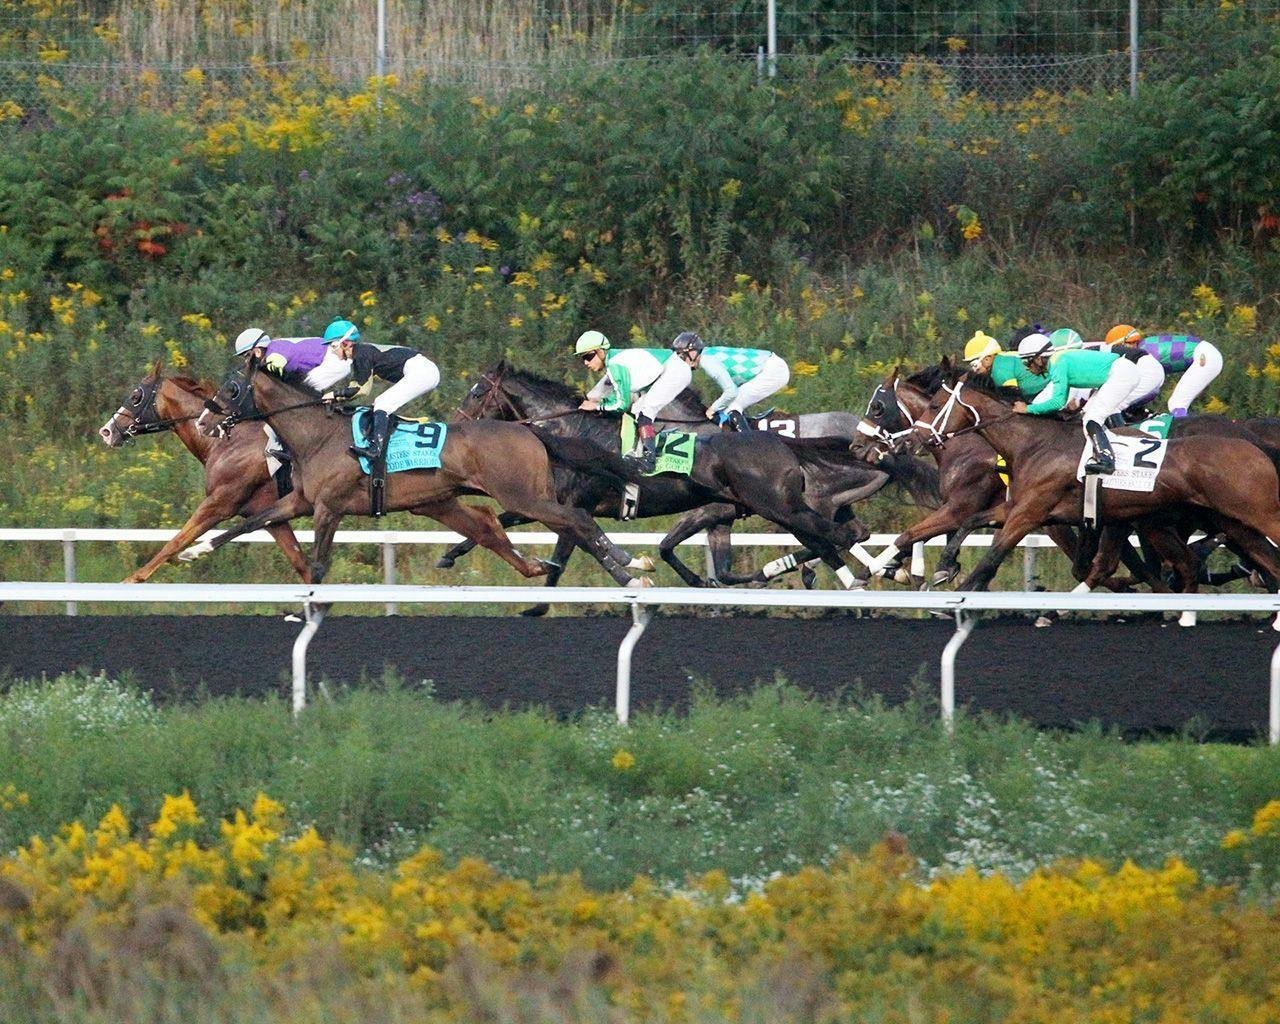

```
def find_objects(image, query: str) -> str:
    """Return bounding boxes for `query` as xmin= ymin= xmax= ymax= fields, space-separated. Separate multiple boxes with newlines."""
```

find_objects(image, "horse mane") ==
xmin=266 ymin=366 xmax=323 ymax=398
xmin=958 ymin=371 xmax=1023 ymax=404
xmin=166 ymin=375 xmax=215 ymax=397
xmin=905 ymin=364 xmax=947 ymax=395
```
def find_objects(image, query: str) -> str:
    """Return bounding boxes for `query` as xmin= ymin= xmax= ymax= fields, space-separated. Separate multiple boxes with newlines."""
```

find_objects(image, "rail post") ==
xmin=940 ymin=609 xmax=976 ymax=734
xmin=616 ymin=603 xmax=652 ymax=725
xmin=1023 ymin=545 xmax=1038 ymax=591
xmin=62 ymin=529 xmax=77 ymax=616
xmin=292 ymin=601 xmax=326 ymax=716
xmin=382 ymin=539 xmax=398 ymax=616
xmin=1270 ymin=635 xmax=1280 ymax=746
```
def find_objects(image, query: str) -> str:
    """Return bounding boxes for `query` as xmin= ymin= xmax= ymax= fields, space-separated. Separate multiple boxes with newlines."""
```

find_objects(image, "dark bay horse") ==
xmin=912 ymin=372 xmax=1280 ymax=620
xmin=99 ymin=361 xmax=311 ymax=583
xmin=450 ymin=363 xmax=939 ymax=588
xmin=188 ymin=351 xmax=646 ymax=586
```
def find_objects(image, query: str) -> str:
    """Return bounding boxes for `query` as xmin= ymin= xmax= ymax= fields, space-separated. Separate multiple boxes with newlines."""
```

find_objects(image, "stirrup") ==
xmin=1084 ymin=455 xmax=1115 ymax=475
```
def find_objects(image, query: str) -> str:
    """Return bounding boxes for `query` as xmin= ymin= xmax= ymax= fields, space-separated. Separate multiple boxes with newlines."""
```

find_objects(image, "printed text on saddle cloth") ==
xmin=1076 ymin=431 xmax=1169 ymax=492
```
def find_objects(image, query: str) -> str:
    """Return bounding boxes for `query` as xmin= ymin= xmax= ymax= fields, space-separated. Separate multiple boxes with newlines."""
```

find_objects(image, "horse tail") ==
xmin=876 ymin=451 xmax=944 ymax=509
xmin=527 ymin=426 xmax=633 ymax=486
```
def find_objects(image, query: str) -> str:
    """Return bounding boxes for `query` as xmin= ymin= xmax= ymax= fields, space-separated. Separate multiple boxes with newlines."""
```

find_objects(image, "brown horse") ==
xmin=188 ymin=350 xmax=645 ymax=586
xmin=912 ymin=371 xmax=1280 ymax=612
xmin=99 ymin=360 xmax=311 ymax=583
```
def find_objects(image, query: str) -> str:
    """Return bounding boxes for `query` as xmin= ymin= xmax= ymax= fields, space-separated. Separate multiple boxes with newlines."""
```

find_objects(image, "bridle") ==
xmin=200 ymin=359 xmax=329 ymax=437
xmin=455 ymin=365 xmax=523 ymax=422
xmin=108 ymin=377 xmax=200 ymax=441
xmin=855 ymin=379 xmax=918 ymax=453
xmin=912 ymin=380 xmax=1015 ymax=449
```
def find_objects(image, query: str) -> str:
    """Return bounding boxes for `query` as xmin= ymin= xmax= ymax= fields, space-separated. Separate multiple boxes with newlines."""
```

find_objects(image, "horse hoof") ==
xmin=1034 ymin=615 xmax=1054 ymax=628
xmin=628 ymin=555 xmax=655 ymax=572
xmin=178 ymin=540 xmax=213 ymax=563
xmin=435 ymin=556 xmax=456 ymax=570
xmin=800 ymin=566 xmax=817 ymax=589
xmin=625 ymin=577 xmax=653 ymax=589
xmin=892 ymin=567 xmax=914 ymax=586
xmin=520 ymin=604 xmax=550 ymax=618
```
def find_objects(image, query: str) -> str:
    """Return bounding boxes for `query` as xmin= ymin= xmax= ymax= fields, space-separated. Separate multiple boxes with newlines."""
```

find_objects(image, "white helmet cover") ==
xmin=234 ymin=327 xmax=270 ymax=355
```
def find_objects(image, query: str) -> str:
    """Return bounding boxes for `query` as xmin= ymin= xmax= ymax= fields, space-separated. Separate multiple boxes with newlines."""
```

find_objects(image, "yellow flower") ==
xmin=423 ymin=315 xmax=440 ymax=332
xmin=1228 ymin=304 xmax=1257 ymax=336
xmin=611 ymin=749 xmax=636 ymax=771
xmin=1191 ymin=283 xmax=1222 ymax=318
xmin=1250 ymin=799 xmax=1280 ymax=837
xmin=1221 ymin=829 xmax=1248 ymax=850
xmin=151 ymin=791 xmax=202 ymax=840
xmin=508 ymin=316 xmax=523 ymax=328
xmin=359 ymin=290 xmax=377 ymax=307
xmin=793 ymin=361 xmax=820 ymax=377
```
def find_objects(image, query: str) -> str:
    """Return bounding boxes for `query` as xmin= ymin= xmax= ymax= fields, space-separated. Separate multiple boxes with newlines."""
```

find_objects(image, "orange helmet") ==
xmin=1105 ymin=324 xmax=1142 ymax=347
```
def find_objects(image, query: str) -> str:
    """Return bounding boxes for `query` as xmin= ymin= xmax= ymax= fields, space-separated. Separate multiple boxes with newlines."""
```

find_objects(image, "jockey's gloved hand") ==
xmin=334 ymin=384 xmax=361 ymax=401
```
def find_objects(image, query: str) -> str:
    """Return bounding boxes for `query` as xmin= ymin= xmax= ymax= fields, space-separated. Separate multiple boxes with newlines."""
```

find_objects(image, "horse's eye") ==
xmin=129 ymin=389 xmax=144 ymax=406
xmin=227 ymin=382 xmax=241 ymax=399
xmin=869 ymin=400 xmax=884 ymax=418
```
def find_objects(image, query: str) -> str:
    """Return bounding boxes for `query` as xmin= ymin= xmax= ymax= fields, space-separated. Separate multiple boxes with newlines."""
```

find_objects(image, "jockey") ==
xmin=1048 ymin=327 xmax=1085 ymax=351
xmin=237 ymin=328 xmax=344 ymax=394
xmin=317 ymin=318 xmax=442 ymax=462
xmin=963 ymin=330 xmax=1048 ymax=396
xmin=575 ymin=329 xmax=692 ymax=472
xmin=1104 ymin=325 xmax=1223 ymax=417
xmin=671 ymin=331 xmax=791 ymax=432
xmin=1013 ymin=334 xmax=1165 ymax=475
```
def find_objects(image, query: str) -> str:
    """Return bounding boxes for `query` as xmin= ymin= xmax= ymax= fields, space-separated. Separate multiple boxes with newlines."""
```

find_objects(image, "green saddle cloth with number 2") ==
xmin=351 ymin=408 xmax=448 ymax=475
xmin=620 ymin=415 xmax=697 ymax=477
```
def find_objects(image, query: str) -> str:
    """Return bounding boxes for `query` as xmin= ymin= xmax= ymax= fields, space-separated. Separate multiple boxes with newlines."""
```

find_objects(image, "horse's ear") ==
xmin=939 ymin=354 xmax=953 ymax=371
xmin=151 ymin=357 xmax=164 ymax=378
xmin=888 ymin=365 xmax=900 ymax=385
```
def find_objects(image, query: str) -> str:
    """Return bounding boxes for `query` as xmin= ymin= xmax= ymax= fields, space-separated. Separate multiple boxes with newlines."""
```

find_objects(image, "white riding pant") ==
xmin=372 ymin=354 xmax=441 ymax=414
xmin=726 ymin=354 xmax=791 ymax=414
xmin=1128 ymin=352 xmax=1168 ymax=409
xmin=632 ymin=356 xmax=692 ymax=420
xmin=1167 ymin=341 xmax=1223 ymax=413
xmin=1082 ymin=354 xmax=1163 ymax=428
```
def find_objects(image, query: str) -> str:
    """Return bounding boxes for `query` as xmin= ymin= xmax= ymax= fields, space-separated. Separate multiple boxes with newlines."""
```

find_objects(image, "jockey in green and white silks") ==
xmin=670 ymin=331 xmax=791 ymax=432
xmin=575 ymin=330 xmax=692 ymax=472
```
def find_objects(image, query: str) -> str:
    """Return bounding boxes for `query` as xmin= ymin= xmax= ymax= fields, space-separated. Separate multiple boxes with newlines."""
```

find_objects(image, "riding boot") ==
xmin=623 ymin=416 xmax=658 ymax=473
xmin=351 ymin=410 xmax=390 ymax=461
xmin=725 ymin=409 xmax=749 ymax=433
xmin=1084 ymin=420 xmax=1116 ymax=475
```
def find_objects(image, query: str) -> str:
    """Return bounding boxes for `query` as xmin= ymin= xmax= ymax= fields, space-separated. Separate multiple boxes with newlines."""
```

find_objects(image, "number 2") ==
xmin=1134 ymin=438 xmax=1161 ymax=469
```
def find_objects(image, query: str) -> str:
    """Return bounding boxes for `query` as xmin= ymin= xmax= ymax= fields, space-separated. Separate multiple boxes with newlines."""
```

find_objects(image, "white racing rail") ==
xmin=0 ymin=527 xmax=1059 ymax=616
xmin=2 ymin=581 xmax=1279 ymax=744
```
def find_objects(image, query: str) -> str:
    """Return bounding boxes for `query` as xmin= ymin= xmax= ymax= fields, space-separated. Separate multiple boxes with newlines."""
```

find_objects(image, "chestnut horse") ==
xmin=99 ymin=360 xmax=311 ymax=583
xmin=189 ymin=350 xmax=645 ymax=586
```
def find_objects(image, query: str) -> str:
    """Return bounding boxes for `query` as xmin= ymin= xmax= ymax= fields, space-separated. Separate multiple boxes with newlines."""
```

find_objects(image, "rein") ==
xmin=914 ymin=381 xmax=1016 ymax=449
xmin=458 ymin=368 xmax=707 ymax=427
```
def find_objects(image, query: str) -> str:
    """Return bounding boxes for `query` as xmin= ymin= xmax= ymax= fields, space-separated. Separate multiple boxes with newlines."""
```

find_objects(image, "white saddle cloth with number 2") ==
xmin=1076 ymin=430 xmax=1169 ymax=492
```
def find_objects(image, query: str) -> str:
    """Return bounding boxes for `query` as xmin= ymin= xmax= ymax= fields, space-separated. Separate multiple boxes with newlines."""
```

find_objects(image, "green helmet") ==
xmin=1048 ymin=327 xmax=1083 ymax=351
xmin=573 ymin=330 xmax=610 ymax=356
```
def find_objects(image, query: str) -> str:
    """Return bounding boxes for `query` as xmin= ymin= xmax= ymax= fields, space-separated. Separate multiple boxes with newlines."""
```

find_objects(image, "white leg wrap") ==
xmin=866 ymin=543 xmax=901 ymax=574
xmin=1178 ymin=610 xmax=1197 ymax=628
xmin=761 ymin=553 xmax=799 ymax=579
xmin=835 ymin=565 xmax=859 ymax=590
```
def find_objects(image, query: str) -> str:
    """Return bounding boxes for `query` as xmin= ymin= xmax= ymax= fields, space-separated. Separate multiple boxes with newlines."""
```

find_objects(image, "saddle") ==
xmin=349 ymin=408 xmax=448 ymax=516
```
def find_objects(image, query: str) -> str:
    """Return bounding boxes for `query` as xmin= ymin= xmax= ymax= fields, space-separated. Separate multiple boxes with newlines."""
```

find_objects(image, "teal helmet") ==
xmin=324 ymin=319 xmax=359 ymax=344
xmin=1048 ymin=327 xmax=1083 ymax=351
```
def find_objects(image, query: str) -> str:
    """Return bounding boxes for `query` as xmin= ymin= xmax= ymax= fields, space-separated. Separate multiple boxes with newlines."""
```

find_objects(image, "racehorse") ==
xmin=912 ymin=368 xmax=1280 ymax=615
xmin=98 ymin=360 xmax=311 ymax=583
xmin=188 ymin=350 xmax=648 ymax=587
xmin=450 ymin=362 xmax=939 ymax=588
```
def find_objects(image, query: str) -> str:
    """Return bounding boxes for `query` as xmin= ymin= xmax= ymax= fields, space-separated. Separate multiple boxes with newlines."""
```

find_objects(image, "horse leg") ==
xmin=125 ymin=492 xmax=241 ymax=582
xmin=514 ymin=499 xmax=639 ymax=586
xmin=416 ymin=499 xmax=548 ymax=579
xmin=519 ymin=534 xmax=576 ymax=618
xmin=956 ymin=502 xmax=1052 ymax=591
xmin=935 ymin=503 xmax=1007 ymax=585
xmin=264 ymin=522 xmax=313 ymax=583
xmin=658 ymin=506 xmax=736 ymax=587
xmin=706 ymin=520 xmax=735 ymax=583
xmin=308 ymin=502 xmax=344 ymax=584
xmin=437 ymin=511 xmax=531 ymax=569
xmin=871 ymin=502 xmax=992 ymax=585
xmin=179 ymin=490 xmax=311 ymax=562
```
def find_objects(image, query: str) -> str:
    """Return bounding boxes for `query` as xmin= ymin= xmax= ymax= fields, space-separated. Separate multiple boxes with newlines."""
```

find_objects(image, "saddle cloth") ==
xmin=351 ymin=409 xmax=448 ymax=475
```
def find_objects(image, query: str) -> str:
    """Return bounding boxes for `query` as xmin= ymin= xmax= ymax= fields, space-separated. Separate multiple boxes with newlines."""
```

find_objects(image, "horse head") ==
xmin=456 ymin=360 xmax=526 ymax=421
xmin=100 ymin=358 xmax=166 ymax=447
xmin=197 ymin=352 xmax=263 ymax=438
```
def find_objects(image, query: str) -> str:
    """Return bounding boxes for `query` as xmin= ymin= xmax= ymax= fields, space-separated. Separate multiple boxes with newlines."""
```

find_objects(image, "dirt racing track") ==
xmin=1 ymin=612 xmax=1275 ymax=740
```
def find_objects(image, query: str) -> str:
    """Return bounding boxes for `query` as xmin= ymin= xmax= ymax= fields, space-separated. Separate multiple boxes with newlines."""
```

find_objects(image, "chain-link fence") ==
xmin=0 ymin=1 xmax=1275 ymax=105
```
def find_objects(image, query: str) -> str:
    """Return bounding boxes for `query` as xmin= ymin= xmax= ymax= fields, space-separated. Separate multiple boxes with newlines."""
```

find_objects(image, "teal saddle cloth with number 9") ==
xmin=351 ymin=408 xmax=448 ymax=476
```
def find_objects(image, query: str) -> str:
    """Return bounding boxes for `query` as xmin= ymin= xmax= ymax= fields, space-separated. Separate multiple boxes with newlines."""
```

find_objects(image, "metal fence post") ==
xmin=940 ymin=610 xmax=976 ymax=734
xmin=766 ymin=0 xmax=776 ymax=77
xmin=292 ymin=602 xmax=326 ymax=716
xmin=1270 ymin=634 xmax=1280 ymax=746
xmin=376 ymin=0 xmax=387 ymax=111
xmin=1023 ymin=545 xmax=1038 ymax=591
xmin=616 ymin=603 xmax=652 ymax=725
xmin=62 ymin=529 xmax=77 ymax=616
xmin=1129 ymin=0 xmax=1139 ymax=98
xmin=382 ymin=539 xmax=398 ymax=616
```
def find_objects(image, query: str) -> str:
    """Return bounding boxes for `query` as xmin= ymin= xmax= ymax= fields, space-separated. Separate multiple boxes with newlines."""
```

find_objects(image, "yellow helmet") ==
xmin=1105 ymin=324 xmax=1141 ymax=347
xmin=963 ymin=330 xmax=1001 ymax=363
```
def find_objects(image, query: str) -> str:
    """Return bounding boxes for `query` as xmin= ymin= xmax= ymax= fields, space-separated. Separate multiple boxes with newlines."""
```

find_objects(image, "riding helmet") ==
xmin=323 ymin=319 xmax=360 ymax=343
xmin=1016 ymin=333 xmax=1054 ymax=361
xmin=1048 ymin=327 xmax=1084 ymax=350
xmin=234 ymin=327 xmax=270 ymax=355
xmin=573 ymin=330 xmax=610 ymax=355
xmin=671 ymin=331 xmax=705 ymax=353
xmin=962 ymin=330 xmax=1000 ymax=364
xmin=1105 ymin=324 xmax=1142 ymax=347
